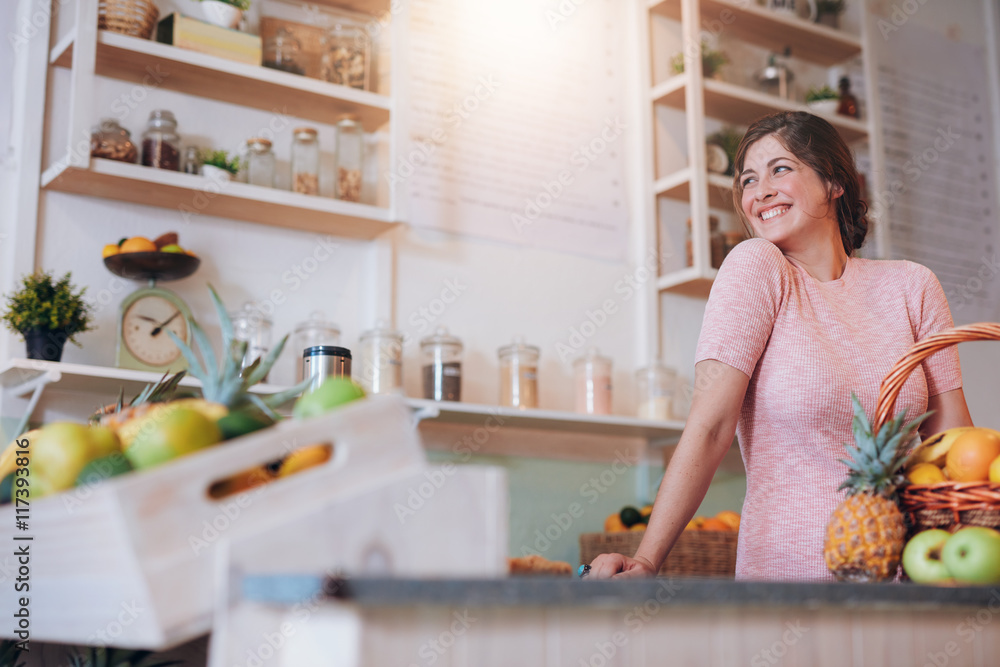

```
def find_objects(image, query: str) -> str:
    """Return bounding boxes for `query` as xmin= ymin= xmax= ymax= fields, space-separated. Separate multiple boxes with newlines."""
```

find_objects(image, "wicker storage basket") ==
xmin=99 ymin=0 xmax=159 ymax=39
xmin=875 ymin=323 xmax=1000 ymax=533
xmin=580 ymin=530 xmax=737 ymax=578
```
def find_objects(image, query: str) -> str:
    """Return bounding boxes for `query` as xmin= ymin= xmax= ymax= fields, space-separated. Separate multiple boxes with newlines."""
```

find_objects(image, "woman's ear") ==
xmin=829 ymin=182 xmax=845 ymax=200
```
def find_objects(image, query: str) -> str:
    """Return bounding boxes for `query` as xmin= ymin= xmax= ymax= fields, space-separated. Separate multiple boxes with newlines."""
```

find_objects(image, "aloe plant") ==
xmin=67 ymin=647 xmax=180 ymax=667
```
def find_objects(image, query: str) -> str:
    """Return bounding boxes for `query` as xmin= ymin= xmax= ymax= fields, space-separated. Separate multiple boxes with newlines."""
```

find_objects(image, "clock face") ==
xmin=122 ymin=295 xmax=189 ymax=367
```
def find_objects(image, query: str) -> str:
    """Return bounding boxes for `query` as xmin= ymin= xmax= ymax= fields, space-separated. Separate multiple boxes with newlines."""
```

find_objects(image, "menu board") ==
xmin=399 ymin=0 xmax=629 ymax=260
xmin=869 ymin=21 xmax=1000 ymax=324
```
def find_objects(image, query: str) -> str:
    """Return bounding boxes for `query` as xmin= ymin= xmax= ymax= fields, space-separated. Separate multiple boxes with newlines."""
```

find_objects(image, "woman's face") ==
xmin=739 ymin=134 xmax=842 ymax=252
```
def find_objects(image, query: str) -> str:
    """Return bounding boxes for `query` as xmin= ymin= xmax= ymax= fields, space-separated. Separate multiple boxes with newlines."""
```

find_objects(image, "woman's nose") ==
xmin=755 ymin=178 xmax=776 ymax=200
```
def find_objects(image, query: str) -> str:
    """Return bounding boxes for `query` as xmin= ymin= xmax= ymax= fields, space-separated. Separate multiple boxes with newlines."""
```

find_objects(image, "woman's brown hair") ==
xmin=731 ymin=111 xmax=869 ymax=255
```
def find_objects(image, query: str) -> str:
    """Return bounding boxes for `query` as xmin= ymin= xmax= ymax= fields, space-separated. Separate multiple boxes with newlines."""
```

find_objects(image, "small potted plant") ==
xmin=805 ymin=85 xmax=840 ymax=115
xmin=671 ymin=40 xmax=728 ymax=79
xmin=182 ymin=0 xmax=250 ymax=30
xmin=815 ymin=0 xmax=846 ymax=28
xmin=199 ymin=149 xmax=242 ymax=182
xmin=2 ymin=270 xmax=94 ymax=362
xmin=706 ymin=127 xmax=744 ymax=176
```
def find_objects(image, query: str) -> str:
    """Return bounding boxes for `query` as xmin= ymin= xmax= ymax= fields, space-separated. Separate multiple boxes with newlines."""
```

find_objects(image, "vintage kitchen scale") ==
xmin=104 ymin=251 xmax=201 ymax=373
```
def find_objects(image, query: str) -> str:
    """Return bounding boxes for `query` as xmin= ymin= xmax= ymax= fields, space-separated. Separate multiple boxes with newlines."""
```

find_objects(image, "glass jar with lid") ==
xmin=230 ymin=302 xmax=273 ymax=380
xmin=141 ymin=110 xmax=181 ymax=171
xmin=320 ymin=23 xmax=370 ymax=90
xmin=635 ymin=360 xmax=676 ymax=420
xmin=359 ymin=321 xmax=404 ymax=395
xmin=574 ymin=348 xmax=612 ymax=415
xmin=292 ymin=311 xmax=341 ymax=383
xmin=90 ymin=119 xmax=138 ymax=163
xmin=498 ymin=337 xmax=539 ymax=409
xmin=335 ymin=114 xmax=363 ymax=202
xmin=421 ymin=327 xmax=462 ymax=402
xmin=291 ymin=127 xmax=319 ymax=195
xmin=263 ymin=27 xmax=305 ymax=76
xmin=245 ymin=137 xmax=275 ymax=188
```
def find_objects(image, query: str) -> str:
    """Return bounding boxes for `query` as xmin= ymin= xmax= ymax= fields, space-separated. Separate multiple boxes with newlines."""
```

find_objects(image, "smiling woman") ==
xmin=586 ymin=111 xmax=975 ymax=582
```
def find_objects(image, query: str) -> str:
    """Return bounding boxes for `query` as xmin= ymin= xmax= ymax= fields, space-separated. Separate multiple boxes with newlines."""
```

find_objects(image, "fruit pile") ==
xmin=102 ymin=232 xmax=197 ymax=258
xmin=905 ymin=427 xmax=1000 ymax=484
xmin=602 ymin=505 xmax=740 ymax=532
xmin=0 ymin=287 xmax=365 ymax=504
xmin=902 ymin=526 xmax=1000 ymax=585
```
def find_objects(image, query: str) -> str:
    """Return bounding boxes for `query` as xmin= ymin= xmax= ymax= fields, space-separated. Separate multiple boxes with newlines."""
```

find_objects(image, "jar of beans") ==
xmin=90 ymin=119 xmax=137 ymax=163
xmin=141 ymin=110 xmax=181 ymax=171
xmin=291 ymin=127 xmax=319 ymax=195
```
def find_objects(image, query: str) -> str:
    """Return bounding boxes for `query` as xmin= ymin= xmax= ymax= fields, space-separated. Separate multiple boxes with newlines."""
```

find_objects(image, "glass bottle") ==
xmin=335 ymin=114 xmax=363 ymax=202
xmin=498 ymin=337 xmax=539 ymax=409
xmin=291 ymin=127 xmax=319 ymax=195
xmin=359 ymin=321 xmax=404 ymax=395
xmin=837 ymin=76 xmax=859 ymax=119
xmin=229 ymin=302 xmax=273 ymax=381
xmin=635 ymin=360 xmax=677 ymax=420
xmin=292 ymin=311 xmax=341 ymax=383
xmin=90 ymin=119 xmax=138 ymax=163
xmin=321 ymin=23 xmax=369 ymax=90
xmin=421 ymin=327 xmax=462 ymax=402
xmin=183 ymin=146 xmax=201 ymax=174
xmin=246 ymin=137 xmax=275 ymax=188
xmin=141 ymin=110 xmax=181 ymax=171
xmin=574 ymin=348 xmax=612 ymax=415
xmin=262 ymin=27 xmax=305 ymax=76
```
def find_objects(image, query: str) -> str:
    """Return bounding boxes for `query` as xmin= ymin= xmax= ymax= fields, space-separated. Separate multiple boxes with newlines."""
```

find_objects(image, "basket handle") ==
xmin=873 ymin=322 xmax=1000 ymax=433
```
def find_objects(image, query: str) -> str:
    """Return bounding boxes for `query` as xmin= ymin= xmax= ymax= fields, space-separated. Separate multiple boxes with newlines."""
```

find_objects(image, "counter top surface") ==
xmin=242 ymin=576 xmax=1000 ymax=610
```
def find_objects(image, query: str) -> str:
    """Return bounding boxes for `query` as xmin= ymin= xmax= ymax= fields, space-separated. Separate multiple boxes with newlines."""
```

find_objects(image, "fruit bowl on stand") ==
xmin=104 ymin=252 xmax=200 ymax=282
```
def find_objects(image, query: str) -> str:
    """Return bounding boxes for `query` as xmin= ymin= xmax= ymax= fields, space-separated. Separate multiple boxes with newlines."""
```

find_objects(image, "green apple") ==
xmin=28 ymin=423 xmax=122 ymax=498
xmin=125 ymin=407 xmax=223 ymax=470
xmin=292 ymin=377 xmax=366 ymax=420
xmin=902 ymin=529 xmax=953 ymax=584
xmin=160 ymin=244 xmax=184 ymax=253
xmin=942 ymin=527 xmax=1000 ymax=585
xmin=76 ymin=453 xmax=133 ymax=486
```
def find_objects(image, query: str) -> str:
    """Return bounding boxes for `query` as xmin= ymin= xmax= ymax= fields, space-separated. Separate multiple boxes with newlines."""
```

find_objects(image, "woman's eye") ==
xmin=741 ymin=176 xmax=755 ymax=187
xmin=773 ymin=165 xmax=790 ymax=174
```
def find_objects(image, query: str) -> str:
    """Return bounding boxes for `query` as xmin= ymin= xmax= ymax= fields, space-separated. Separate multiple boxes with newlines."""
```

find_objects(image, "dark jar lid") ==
xmin=303 ymin=345 xmax=352 ymax=359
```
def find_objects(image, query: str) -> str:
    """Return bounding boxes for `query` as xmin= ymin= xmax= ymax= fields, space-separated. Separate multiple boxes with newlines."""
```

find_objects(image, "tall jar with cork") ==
xmin=291 ymin=127 xmax=319 ymax=195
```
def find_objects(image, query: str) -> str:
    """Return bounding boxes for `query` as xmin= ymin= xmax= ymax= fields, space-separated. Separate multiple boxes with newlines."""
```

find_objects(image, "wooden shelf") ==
xmin=657 ymin=267 xmax=717 ymax=298
xmin=649 ymin=0 xmax=862 ymax=66
xmin=51 ymin=31 xmax=391 ymax=132
xmin=406 ymin=398 xmax=684 ymax=447
xmin=653 ymin=76 xmax=869 ymax=143
xmin=41 ymin=158 xmax=395 ymax=239
xmin=655 ymin=167 xmax=735 ymax=210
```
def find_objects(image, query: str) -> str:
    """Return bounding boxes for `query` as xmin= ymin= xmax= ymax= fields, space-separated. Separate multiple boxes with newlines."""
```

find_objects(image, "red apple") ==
xmin=902 ymin=529 xmax=953 ymax=584
xmin=941 ymin=527 xmax=1000 ymax=585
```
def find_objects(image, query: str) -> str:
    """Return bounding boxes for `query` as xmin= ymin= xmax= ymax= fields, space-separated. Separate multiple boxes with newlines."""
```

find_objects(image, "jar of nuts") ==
xmin=320 ymin=23 xmax=369 ymax=90
xmin=141 ymin=110 xmax=181 ymax=171
xmin=90 ymin=119 xmax=138 ymax=163
xmin=334 ymin=114 xmax=363 ymax=202
xmin=291 ymin=127 xmax=319 ymax=195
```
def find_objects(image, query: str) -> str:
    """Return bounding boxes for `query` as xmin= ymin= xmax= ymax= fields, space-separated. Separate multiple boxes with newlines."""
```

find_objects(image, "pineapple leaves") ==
xmin=190 ymin=320 xmax=218 ymax=387
xmin=244 ymin=332 xmax=290 ymax=387
xmin=166 ymin=328 xmax=209 ymax=386
xmin=208 ymin=284 xmax=234 ymax=351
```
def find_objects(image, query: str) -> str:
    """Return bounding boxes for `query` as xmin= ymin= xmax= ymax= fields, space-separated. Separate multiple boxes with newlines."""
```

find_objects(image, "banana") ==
xmin=910 ymin=427 xmax=976 ymax=468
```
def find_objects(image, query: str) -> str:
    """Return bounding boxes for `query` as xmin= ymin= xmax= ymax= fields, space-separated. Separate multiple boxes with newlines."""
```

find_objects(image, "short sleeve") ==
xmin=908 ymin=262 xmax=962 ymax=396
xmin=695 ymin=239 xmax=790 ymax=378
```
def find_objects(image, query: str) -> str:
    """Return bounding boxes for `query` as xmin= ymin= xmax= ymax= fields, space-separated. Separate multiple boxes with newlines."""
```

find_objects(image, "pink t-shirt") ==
xmin=695 ymin=238 xmax=962 ymax=581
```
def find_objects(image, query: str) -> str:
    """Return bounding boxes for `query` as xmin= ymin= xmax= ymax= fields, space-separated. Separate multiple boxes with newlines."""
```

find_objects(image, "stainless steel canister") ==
xmin=302 ymin=345 xmax=352 ymax=392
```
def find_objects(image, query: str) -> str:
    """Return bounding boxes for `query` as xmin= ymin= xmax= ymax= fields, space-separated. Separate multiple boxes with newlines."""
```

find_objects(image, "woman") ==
xmin=590 ymin=111 xmax=973 ymax=581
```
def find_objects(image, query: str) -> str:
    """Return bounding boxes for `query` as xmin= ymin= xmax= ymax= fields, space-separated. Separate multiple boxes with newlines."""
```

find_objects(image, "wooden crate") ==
xmin=579 ymin=530 xmax=738 ymax=577
xmin=0 ymin=395 xmax=428 ymax=649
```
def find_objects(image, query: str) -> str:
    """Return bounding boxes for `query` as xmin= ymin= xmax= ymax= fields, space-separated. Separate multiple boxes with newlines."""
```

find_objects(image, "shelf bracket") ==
xmin=9 ymin=369 xmax=61 ymax=438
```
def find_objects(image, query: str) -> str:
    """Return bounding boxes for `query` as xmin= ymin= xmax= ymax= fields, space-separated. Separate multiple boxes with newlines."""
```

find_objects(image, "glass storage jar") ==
xmin=574 ymin=348 xmax=612 ymax=415
xmin=183 ymin=146 xmax=201 ymax=174
xmin=498 ymin=337 xmax=539 ymax=409
xmin=421 ymin=327 xmax=462 ymax=402
xmin=90 ymin=119 xmax=138 ymax=163
xmin=246 ymin=137 xmax=275 ymax=188
xmin=263 ymin=27 xmax=305 ymax=75
xmin=635 ymin=361 xmax=676 ymax=420
xmin=230 ymin=302 xmax=273 ymax=380
xmin=291 ymin=127 xmax=319 ymax=195
xmin=335 ymin=114 xmax=363 ymax=202
xmin=320 ymin=23 xmax=369 ymax=90
xmin=359 ymin=321 xmax=403 ymax=395
xmin=292 ymin=311 xmax=341 ymax=383
xmin=141 ymin=110 xmax=181 ymax=171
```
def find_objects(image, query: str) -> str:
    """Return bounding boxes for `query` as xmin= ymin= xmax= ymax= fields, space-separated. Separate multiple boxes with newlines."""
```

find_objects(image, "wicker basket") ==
xmin=875 ymin=323 xmax=1000 ymax=533
xmin=580 ymin=530 xmax=737 ymax=578
xmin=99 ymin=0 xmax=159 ymax=39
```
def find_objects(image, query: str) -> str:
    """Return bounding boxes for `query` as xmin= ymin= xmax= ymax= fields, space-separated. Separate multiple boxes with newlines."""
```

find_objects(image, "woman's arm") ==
xmin=588 ymin=359 xmax=750 ymax=579
xmin=919 ymin=387 xmax=974 ymax=439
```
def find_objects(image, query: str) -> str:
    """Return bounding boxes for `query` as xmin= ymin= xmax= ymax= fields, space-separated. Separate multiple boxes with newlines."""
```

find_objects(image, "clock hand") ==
xmin=151 ymin=311 xmax=181 ymax=337
xmin=137 ymin=315 xmax=159 ymax=323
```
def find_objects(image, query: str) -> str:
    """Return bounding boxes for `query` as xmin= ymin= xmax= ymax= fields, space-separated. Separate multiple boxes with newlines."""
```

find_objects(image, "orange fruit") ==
xmin=102 ymin=243 xmax=120 ymax=258
xmin=604 ymin=513 xmax=627 ymax=532
xmin=945 ymin=429 xmax=1000 ymax=482
xmin=210 ymin=465 xmax=272 ymax=498
xmin=907 ymin=462 xmax=946 ymax=485
xmin=714 ymin=510 xmax=741 ymax=531
xmin=640 ymin=504 xmax=653 ymax=518
xmin=989 ymin=455 xmax=1000 ymax=484
xmin=277 ymin=444 xmax=332 ymax=478
xmin=629 ymin=523 xmax=646 ymax=531
xmin=119 ymin=236 xmax=158 ymax=253
xmin=699 ymin=518 xmax=730 ymax=531
xmin=685 ymin=516 xmax=705 ymax=531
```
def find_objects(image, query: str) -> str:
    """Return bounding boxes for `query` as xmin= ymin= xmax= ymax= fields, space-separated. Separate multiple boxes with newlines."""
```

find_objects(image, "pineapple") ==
xmin=90 ymin=370 xmax=187 ymax=429
xmin=824 ymin=393 xmax=931 ymax=582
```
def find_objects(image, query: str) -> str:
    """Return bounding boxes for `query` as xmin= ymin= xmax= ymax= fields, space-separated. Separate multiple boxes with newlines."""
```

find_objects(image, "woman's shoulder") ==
xmin=723 ymin=238 xmax=788 ymax=269
xmin=852 ymin=256 xmax=938 ymax=291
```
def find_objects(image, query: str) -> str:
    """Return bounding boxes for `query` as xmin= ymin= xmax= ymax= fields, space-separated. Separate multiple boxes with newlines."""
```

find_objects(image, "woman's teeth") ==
xmin=761 ymin=206 xmax=789 ymax=221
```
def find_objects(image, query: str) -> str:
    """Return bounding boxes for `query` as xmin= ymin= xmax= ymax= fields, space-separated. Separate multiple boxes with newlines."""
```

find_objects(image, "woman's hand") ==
xmin=587 ymin=553 xmax=658 ymax=579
